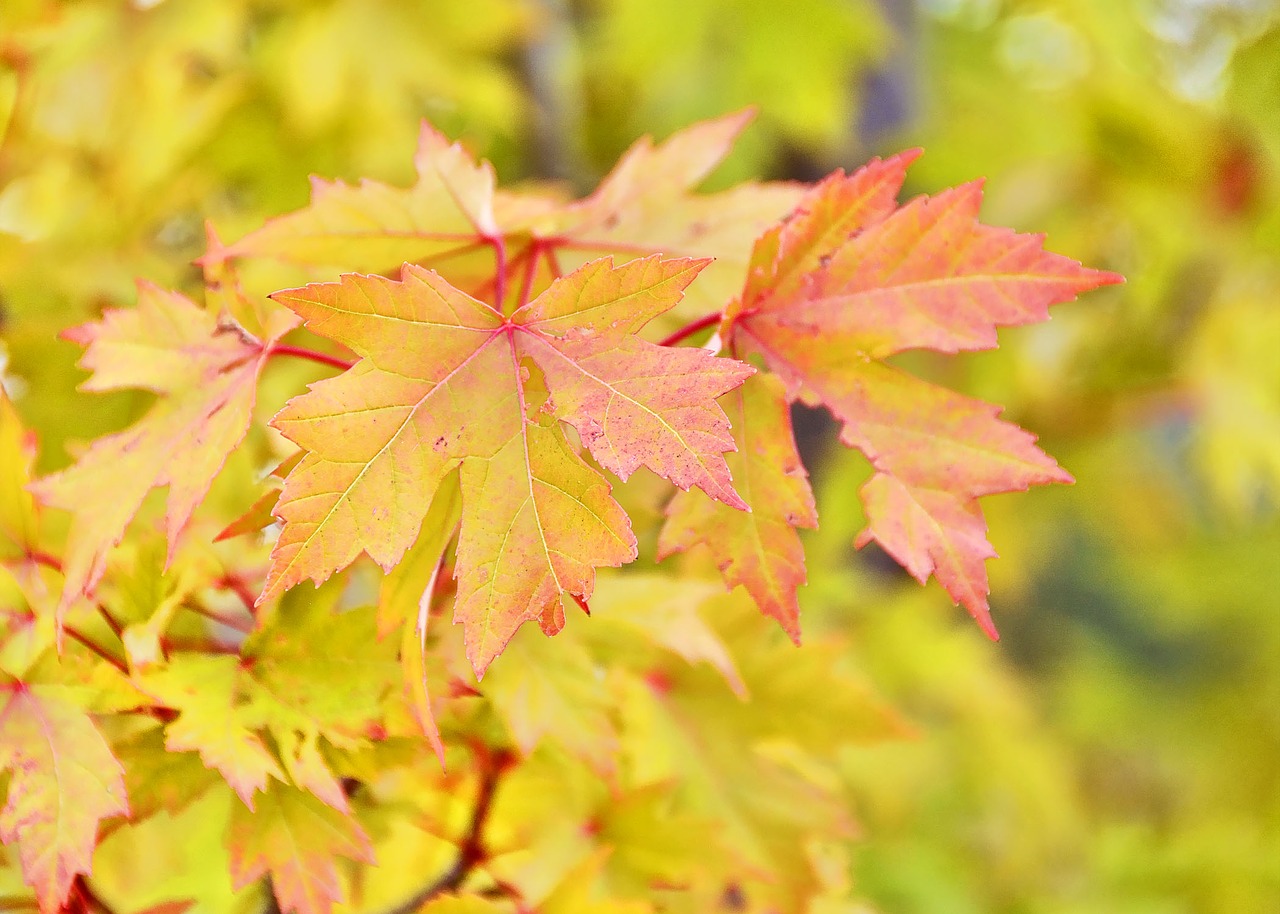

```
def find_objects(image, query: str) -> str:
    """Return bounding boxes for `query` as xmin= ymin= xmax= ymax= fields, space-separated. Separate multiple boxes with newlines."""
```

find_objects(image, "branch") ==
xmin=384 ymin=745 xmax=516 ymax=914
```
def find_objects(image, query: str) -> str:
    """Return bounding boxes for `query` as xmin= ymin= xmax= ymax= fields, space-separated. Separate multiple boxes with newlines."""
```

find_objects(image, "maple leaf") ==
xmin=616 ymin=591 xmax=905 ymax=912
xmin=536 ymin=110 xmax=803 ymax=319
xmin=482 ymin=627 xmax=621 ymax=775
xmin=28 ymin=283 xmax=296 ymax=622
xmin=721 ymin=152 xmax=1123 ymax=636
xmin=227 ymin=781 xmax=374 ymax=914
xmin=210 ymin=121 xmax=501 ymax=276
xmin=379 ymin=475 xmax=462 ymax=764
xmin=589 ymin=571 xmax=747 ymax=698
xmin=136 ymin=654 xmax=286 ymax=809
xmin=0 ymin=676 xmax=129 ymax=912
xmin=659 ymin=372 xmax=817 ymax=640
xmin=260 ymin=254 xmax=752 ymax=674
xmin=210 ymin=112 xmax=799 ymax=320
xmin=137 ymin=604 xmax=397 ymax=810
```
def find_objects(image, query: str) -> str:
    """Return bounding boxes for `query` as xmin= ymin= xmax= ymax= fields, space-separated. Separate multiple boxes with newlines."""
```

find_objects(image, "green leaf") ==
xmin=226 ymin=781 xmax=373 ymax=914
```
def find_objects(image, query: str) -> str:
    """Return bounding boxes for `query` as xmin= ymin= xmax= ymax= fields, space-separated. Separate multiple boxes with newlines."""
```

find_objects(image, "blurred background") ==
xmin=1 ymin=0 xmax=1278 ymax=910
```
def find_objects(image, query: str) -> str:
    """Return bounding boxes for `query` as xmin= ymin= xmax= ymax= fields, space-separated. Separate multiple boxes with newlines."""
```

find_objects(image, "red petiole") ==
xmin=267 ymin=343 xmax=355 ymax=371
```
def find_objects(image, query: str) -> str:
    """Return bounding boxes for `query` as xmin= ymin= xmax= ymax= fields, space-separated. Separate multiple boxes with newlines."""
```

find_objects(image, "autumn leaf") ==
xmin=227 ymin=781 xmax=374 ymax=914
xmin=616 ymin=591 xmax=905 ymax=911
xmin=482 ymin=626 xmax=621 ymax=775
xmin=379 ymin=475 xmax=462 ymax=764
xmin=211 ymin=112 xmax=799 ymax=321
xmin=0 ymin=390 xmax=52 ymax=625
xmin=29 ymin=283 xmax=295 ymax=623
xmin=136 ymin=653 xmax=287 ymax=809
xmin=210 ymin=121 xmax=501 ymax=277
xmin=659 ymin=372 xmax=817 ymax=640
xmin=136 ymin=604 xmax=397 ymax=810
xmin=260 ymin=254 xmax=752 ymax=674
xmin=0 ymin=675 xmax=129 ymax=912
xmin=588 ymin=571 xmax=746 ymax=698
xmin=537 ymin=110 xmax=803 ymax=319
xmin=722 ymin=153 xmax=1123 ymax=636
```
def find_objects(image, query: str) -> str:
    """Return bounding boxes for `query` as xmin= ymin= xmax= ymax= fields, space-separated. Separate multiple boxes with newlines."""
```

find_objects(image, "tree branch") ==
xmin=384 ymin=745 xmax=516 ymax=914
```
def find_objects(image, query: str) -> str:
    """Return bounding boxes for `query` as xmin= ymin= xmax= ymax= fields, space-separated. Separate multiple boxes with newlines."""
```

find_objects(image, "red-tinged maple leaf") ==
xmin=658 ymin=372 xmax=817 ymax=640
xmin=227 ymin=781 xmax=374 ymax=914
xmin=259 ymin=254 xmax=752 ymax=674
xmin=537 ymin=110 xmax=803 ymax=319
xmin=209 ymin=121 xmax=501 ymax=277
xmin=721 ymin=152 xmax=1123 ymax=637
xmin=0 ymin=677 xmax=129 ymax=912
xmin=209 ymin=112 xmax=799 ymax=322
xmin=28 ymin=283 xmax=297 ymax=623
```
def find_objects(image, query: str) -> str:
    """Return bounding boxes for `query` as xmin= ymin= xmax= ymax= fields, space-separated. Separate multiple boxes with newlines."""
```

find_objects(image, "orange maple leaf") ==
xmin=211 ymin=112 xmax=800 ymax=325
xmin=659 ymin=372 xmax=817 ymax=640
xmin=260 ymin=255 xmax=753 ymax=674
xmin=701 ymin=151 xmax=1124 ymax=637
xmin=29 ymin=284 xmax=296 ymax=624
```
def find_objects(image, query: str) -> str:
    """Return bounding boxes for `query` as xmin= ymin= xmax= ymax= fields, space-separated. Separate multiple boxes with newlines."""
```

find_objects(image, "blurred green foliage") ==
xmin=2 ymin=0 xmax=1278 ymax=911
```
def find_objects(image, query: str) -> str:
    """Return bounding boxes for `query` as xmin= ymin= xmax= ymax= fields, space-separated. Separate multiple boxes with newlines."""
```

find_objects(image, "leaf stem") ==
xmin=218 ymin=574 xmax=260 ymax=618
xmin=267 ymin=344 xmax=355 ymax=372
xmin=64 ymin=625 xmax=128 ymax=676
xmin=69 ymin=876 xmax=119 ymax=914
xmin=517 ymin=239 xmax=545 ymax=309
xmin=182 ymin=599 xmax=253 ymax=635
xmin=487 ymin=234 xmax=508 ymax=309
xmin=95 ymin=603 xmax=124 ymax=639
xmin=658 ymin=311 xmax=722 ymax=348
xmin=24 ymin=548 xmax=63 ymax=573
xmin=544 ymin=243 xmax=564 ymax=280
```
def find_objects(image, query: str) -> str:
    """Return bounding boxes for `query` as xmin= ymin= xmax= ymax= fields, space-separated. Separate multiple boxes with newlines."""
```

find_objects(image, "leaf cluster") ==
xmin=1 ymin=111 xmax=1115 ymax=914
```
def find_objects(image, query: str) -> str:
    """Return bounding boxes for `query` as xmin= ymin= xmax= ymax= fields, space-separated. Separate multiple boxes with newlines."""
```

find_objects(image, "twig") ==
xmin=383 ymin=746 xmax=516 ymax=914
